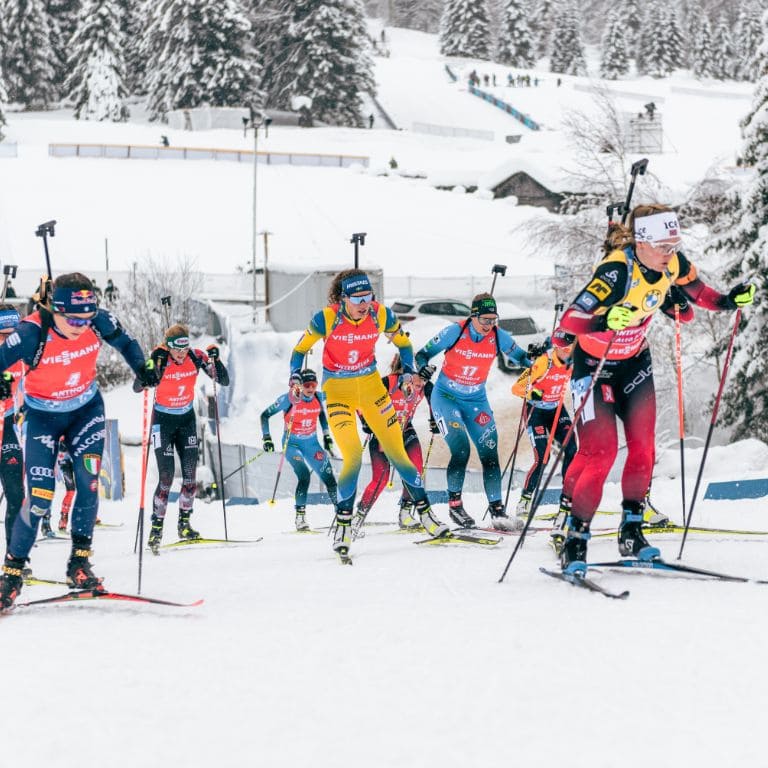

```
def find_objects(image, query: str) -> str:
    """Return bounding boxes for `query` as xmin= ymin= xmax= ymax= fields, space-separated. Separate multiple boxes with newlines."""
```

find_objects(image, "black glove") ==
xmin=263 ymin=436 xmax=275 ymax=453
xmin=151 ymin=347 xmax=169 ymax=374
xmin=529 ymin=388 xmax=544 ymax=401
xmin=725 ymin=282 xmax=755 ymax=310
xmin=289 ymin=372 xmax=302 ymax=390
xmin=417 ymin=364 xmax=436 ymax=382
xmin=206 ymin=344 xmax=220 ymax=361
xmin=668 ymin=285 xmax=690 ymax=312
xmin=0 ymin=372 xmax=12 ymax=400
xmin=527 ymin=342 xmax=545 ymax=359
xmin=136 ymin=359 xmax=161 ymax=388
xmin=428 ymin=417 xmax=440 ymax=434
xmin=323 ymin=434 xmax=333 ymax=451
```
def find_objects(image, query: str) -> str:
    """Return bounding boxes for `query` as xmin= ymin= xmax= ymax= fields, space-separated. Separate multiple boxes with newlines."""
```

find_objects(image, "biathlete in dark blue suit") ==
xmin=0 ymin=273 xmax=157 ymax=611
xmin=260 ymin=369 xmax=338 ymax=531
xmin=415 ymin=293 xmax=530 ymax=531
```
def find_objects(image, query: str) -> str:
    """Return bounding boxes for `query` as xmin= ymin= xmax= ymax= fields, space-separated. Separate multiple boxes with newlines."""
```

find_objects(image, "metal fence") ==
xmin=412 ymin=121 xmax=494 ymax=142
xmin=468 ymin=86 xmax=541 ymax=131
xmin=48 ymin=143 xmax=370 ymax=168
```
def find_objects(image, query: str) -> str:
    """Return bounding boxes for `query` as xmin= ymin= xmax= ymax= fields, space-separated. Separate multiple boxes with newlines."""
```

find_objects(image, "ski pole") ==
xmin=351 ymin=232 xmax=366 ymax=268
xmin=421 ymin=433 xmax=434 ymax=483
xmin=501 ymin=400 xmax=531 ymax=513
xmin=133 ymin=392 xmax=155 ymax=555
xmin=678 ymin=309 xmax=741 ymax=559
xmin=621 ymin=158 xmax=648 ymax=223
xmin=268 ymin=411 xmax=295 ymax=505
xmin=160 ymin=295 xmax=172 ymax=328
xmin=221 ymin=450 xmax=265 ymax=484
xmin=499 ymin=333 xmax=617 ymax=583
xmin=674 ymin=302 xmax=686 ymax=526
xmin=135 ymin=388 xmax=151 ymax=594
xmin=490 ymin=264 xmax=507 ymax=295
xmin=1 ymin=265 xmax=17 ymax=302
xmin=210 ymin=367 xmax=229 ymax=541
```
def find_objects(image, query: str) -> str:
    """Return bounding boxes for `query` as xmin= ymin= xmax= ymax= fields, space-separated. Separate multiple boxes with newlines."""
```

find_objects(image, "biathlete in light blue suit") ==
xmin=415 ymin=293 xmax=530 ymax=531
xmin=260 ymin=369 xmax=338 ymax=531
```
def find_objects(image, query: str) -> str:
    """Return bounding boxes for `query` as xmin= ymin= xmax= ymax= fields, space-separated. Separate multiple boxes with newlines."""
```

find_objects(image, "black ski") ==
xmin=14 ymin=588 xmax=204 ymax=609
xmin=539 ymin=566 xmax=630 ymax=600
xmin=587 ymin=558 xmax=750 ymax=582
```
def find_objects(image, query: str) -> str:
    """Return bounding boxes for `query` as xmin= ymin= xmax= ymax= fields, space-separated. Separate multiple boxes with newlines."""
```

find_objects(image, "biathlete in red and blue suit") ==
xmin=0 ymin=272 xmax=157 ymax=611
xmin=260 ymin=368 xmax=338 ymax=532
xmin=415 ymin=292 xmax=531 ymax=532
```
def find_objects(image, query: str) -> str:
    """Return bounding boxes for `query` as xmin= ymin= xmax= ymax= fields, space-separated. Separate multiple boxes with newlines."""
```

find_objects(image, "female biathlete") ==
xmin=290 ymin=269 xmax=448 ymax=558
xmin=0 ymin=273 xmax=155 ymax=610
xmin=0 ymin=304 xmax=25 ymax=549
xmin=415 ymin=293 xmax=530 ymax=531
xmin=556 ymin=204 xmax=755 ymax=574
xmin=511 ymin=333 xmax=576 ymax=547
xmin=260 ymin=368 xmax=338 ymax=532
xmin=136 ymin=324 xmax=229 ymax=553
xmin=352 ymin=355 xmax=438 ymax=537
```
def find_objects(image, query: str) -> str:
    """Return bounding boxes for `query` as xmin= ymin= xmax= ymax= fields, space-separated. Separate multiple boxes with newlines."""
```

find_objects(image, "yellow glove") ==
xmin=605 ymin=305 xmax=636 ymax=331
xmin=726 ymin=283 xmax=755 ymax=309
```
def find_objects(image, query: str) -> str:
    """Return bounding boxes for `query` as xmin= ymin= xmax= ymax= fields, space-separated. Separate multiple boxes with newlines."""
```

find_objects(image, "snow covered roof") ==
xmin=478 ymin=155 xmax=590 ymax=194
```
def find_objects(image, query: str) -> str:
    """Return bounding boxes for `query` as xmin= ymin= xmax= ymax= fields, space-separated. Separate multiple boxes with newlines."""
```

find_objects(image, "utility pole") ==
xmin=260 ymin=230 xmax=272 ymax=323
xmin=250 ymin=112 xmax=272 ymax=323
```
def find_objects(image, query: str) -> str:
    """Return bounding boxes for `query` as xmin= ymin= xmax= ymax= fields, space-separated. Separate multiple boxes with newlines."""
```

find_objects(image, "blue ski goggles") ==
xmin=345 ymin=292 xmax=374 ymax=305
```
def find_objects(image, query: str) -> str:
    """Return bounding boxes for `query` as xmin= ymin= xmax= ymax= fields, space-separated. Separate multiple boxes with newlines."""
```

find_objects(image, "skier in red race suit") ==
xmin=556 ymin=204 xmax=755 ymax=575
xmin=0 ymin=273 xmax=158 ymax=611
xmin=135 ymin=323 xmax=230 ymax=553
xmin=352 ymin=355 xmax=438 ymax=537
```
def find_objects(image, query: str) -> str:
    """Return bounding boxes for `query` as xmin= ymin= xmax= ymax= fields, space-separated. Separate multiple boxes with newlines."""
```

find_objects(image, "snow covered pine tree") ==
xmin=439 ymin=0 xmax=492 ymax=60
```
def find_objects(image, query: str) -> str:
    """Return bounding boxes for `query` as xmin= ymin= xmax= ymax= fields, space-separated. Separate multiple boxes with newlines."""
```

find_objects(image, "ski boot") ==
xmin=487 ymin=500 xmax=523 ymax=532
xmin=147 ymin=514 xmax=164 ymax=555
xmin=397 ymin=500 xmax=421 ymax=530
xmin=333 ymin=510 xmax=353 ymax=559
xmin=415 ymin=499 xmax=449 ymax=538
xmin=40 ymin=515 xmax=56 ymax=539
xmin=642 ymin=492 xmax=669 ymax=527
xmin=350 ymin=505 xmax=368 ymax=541
xmin=560 ymin=516 xmax=590 ymax=576
xmin=66 ymin=543 xmax=104 ymax=590
xmin=58 ymin=510 xmax=69 ymax=532
xmin=447 ymin=492 xmax=475 ymax=529
xmin=294 ymin=506 xmax=310 ymax=532
xmin=177 ymin=510 xmax=200 ymax=541
xmin=515 ymin=492 xmax=532 ymax=520
xmin=618 ymin=500 xmax=660 ymax=561
xmin=549 ymin=495 xmax=572 ymax=556
xmin=0 ymin=554 xmax=26 ymax=612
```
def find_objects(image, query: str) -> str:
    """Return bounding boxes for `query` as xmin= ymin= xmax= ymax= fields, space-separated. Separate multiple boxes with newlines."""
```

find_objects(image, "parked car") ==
xmin=497 ymin=315 xmax=547 ymax=373
xmin=391 ymin=298 xmax=471 ymax=322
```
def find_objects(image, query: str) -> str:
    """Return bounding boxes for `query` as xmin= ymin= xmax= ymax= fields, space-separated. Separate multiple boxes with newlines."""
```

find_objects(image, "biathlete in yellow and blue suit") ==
xmin=290 ymin=269 xmax=449 ymax=557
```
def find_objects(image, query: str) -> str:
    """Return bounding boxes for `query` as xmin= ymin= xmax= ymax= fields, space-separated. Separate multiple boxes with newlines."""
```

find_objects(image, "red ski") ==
xmin=15 ymin=588 xmax=204 ymax=609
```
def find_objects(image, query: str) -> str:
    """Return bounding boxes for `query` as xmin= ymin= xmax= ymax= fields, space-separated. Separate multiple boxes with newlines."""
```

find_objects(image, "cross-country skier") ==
xmin=0 ymin=305 xmax=24 ymax=549
xmin=134 ymin=324 xmax=229 ymax=554
xmin=260 ymin=368 xmax=338 ymax=532
xmin=415 ymin=293 xmax=531 ymax=531
xmin=0 ymin=273 xmax=158 ymax=611
xmin=556 ymin=204 xmax=755 ymax=574
xmin=511 ymin=333 xmax=576 ymax=549
xmin=290 ymin=269 xmax=449 ymax=560
xmin=351 ymin=354 xmax=438 ymax=537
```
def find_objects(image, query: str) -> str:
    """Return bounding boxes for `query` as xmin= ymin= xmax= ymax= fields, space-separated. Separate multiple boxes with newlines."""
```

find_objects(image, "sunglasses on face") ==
xmin=59 ymin=313 xmax=94 ymax=327
xmin=346 ymin=292 xmax=374 ymax=305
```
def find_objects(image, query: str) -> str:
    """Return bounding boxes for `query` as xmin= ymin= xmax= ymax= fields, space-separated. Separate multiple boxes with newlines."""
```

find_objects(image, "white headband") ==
xmin=634 ymin=212 xmax=681 ymax=243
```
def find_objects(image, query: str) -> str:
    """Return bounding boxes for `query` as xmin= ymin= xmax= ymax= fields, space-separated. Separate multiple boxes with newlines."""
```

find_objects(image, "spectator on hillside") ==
xmin=492 ymin=74 xmax=497 ymax=86
xmin=508 ymin=73 xmax=514 ymax=86
xmin=4 ymin=281 xmax=16 ymax=299
xmin=368 ymin=114 xmax=375 ymax=129
xmin=483 ymin=74 xmax=490 ymax=86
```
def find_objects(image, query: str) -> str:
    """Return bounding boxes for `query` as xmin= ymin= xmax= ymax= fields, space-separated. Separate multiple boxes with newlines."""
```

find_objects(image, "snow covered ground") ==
xmin=2 ymin=22 xmax=767 ymax=768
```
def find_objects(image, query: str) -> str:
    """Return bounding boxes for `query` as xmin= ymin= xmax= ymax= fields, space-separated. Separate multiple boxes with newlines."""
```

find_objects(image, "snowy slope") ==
xmin=2 ymin=25 xmax=768 ymax=768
